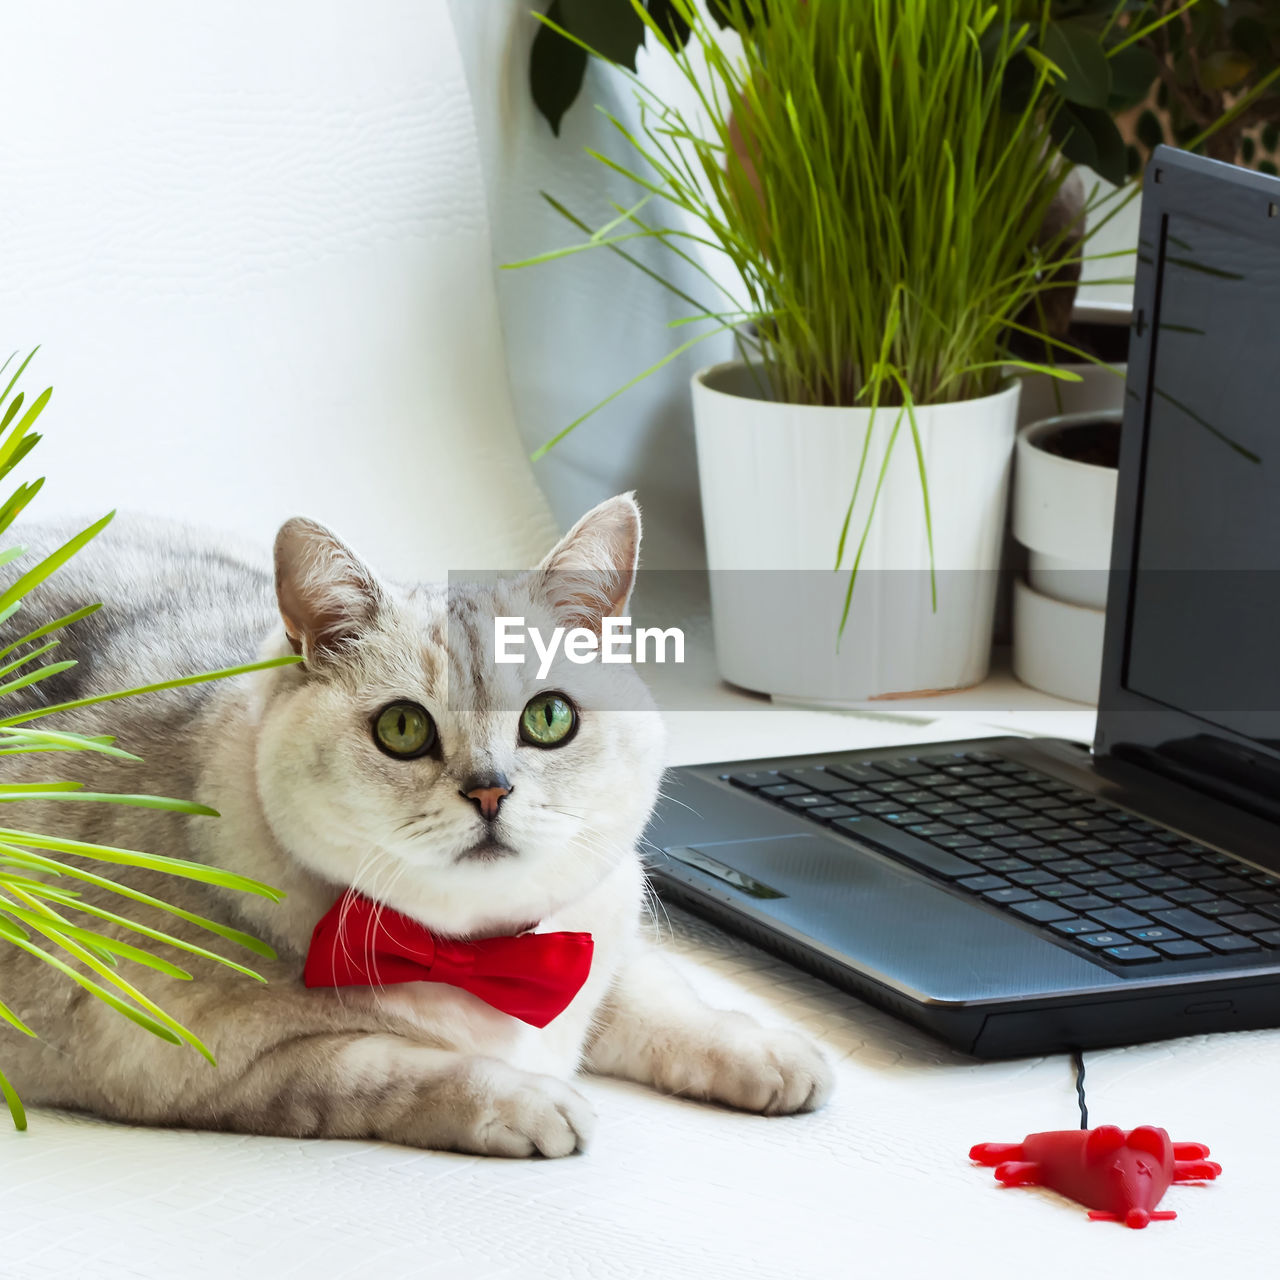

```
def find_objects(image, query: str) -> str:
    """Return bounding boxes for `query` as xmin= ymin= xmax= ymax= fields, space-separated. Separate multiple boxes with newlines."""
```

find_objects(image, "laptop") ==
xmin=643 ymin=146 xmax=1280 ymax=1058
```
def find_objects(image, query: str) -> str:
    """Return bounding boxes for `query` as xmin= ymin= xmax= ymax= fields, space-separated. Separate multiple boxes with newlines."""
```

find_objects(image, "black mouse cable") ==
xmin=1072 ymin=1048 xmax=1089 ymax=1129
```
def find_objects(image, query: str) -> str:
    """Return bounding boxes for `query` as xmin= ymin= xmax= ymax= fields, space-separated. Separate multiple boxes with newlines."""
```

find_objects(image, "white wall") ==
xmin=447 ymin=1 xmax=738 ymax=570
xmin=0 ymin=0 xmax=557 ymax=580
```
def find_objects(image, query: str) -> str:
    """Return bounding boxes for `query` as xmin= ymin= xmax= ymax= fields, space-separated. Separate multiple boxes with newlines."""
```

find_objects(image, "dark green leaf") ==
xmin=1242 ymin=135 xmax=1257 ymax=164
xmin=1001 ymin=53 xmax=1037 ymax=114
xmin=562 ymin=0 xmax=645 ymax=69
xmin=530 ymin=2 xmax=589 ymax=136
xmin=1260 ymin=160 xmax=1279 ymax=177
xmin=1052 ymin=102 xmax=1128 ymax=185
xmin=1263 ymin=121 xmax=1279 ymax=154
xmin=1107 ymin=44 xmax=1160 ymax=110
xmin=647 ymin=0 xmax=690 ymax=49
xmin=1231 ymin=16 xmax=1270 ymax=60
xmin=1042 ymin=19 xmax=1112 ymax=109
xmin=1136 ymin=107 xmax=1165 ymax=151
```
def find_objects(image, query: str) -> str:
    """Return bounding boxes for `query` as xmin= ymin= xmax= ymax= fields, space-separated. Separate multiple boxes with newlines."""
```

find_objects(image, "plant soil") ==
xmin=1040 ymin=419 xmax=1120 ymax=469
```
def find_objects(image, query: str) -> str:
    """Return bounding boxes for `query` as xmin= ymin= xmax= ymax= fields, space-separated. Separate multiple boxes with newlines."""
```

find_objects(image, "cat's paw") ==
xmin=453 ymin=1063 xmax=596 ymax=1159
xmin=664 ymin=1015 xmax=834 ymax=1116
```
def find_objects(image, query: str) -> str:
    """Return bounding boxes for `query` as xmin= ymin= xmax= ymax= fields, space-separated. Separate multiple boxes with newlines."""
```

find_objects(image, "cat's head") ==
xmin=253 ymin=494 xmax=665 ymax=936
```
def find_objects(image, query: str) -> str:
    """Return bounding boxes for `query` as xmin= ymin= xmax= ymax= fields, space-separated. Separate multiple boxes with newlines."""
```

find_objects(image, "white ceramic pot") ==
xmin=691 ymin=361 xmax=1020 ymax=701
xmin=1011 ymin=410 xmax=1121 ymax=703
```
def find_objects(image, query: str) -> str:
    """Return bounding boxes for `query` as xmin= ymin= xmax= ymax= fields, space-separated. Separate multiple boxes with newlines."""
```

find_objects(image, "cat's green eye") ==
xmin=519 ymin=692 xmax=577 ymax=748
xmin=373 ymin=701 xmax=435 ymax=759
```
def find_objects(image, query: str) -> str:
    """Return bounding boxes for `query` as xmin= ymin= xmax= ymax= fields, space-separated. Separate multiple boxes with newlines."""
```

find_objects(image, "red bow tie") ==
xmin=303 ymin=892 xmax=594 ymax=1028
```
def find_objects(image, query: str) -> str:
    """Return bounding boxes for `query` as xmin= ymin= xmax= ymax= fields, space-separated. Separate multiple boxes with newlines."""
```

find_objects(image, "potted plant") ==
xmin=0 ymin=350 xmax=294 ymax=1127
xmin=515 ymin=0 xmax=1204 ymax=700
xmin=1011 ymin=410 xmax=1119 ymax=703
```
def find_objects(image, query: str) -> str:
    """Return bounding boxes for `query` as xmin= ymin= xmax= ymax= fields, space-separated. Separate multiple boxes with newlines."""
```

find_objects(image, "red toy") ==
xmin=970 ymin=1125 xmax=1221 ymax=1228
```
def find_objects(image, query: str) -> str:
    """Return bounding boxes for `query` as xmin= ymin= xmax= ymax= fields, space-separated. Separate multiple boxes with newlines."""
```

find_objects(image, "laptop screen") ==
xmin=1102 ymin=158 xmax=1280 ymax=815
xmin=1124 ymin=209 xmax=1280 ymax=742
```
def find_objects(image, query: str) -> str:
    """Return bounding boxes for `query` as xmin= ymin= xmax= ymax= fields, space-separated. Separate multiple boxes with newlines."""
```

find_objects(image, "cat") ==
xmin=0 ymin=495 xmax=832 ymax=1156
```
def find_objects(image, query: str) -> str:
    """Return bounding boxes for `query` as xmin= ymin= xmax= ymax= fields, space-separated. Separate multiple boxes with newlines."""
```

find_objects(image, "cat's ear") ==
xmin=274 ymin=518 xmax=385 ymax=663
xmin=536 ymin=493 xmax=641 ymax=631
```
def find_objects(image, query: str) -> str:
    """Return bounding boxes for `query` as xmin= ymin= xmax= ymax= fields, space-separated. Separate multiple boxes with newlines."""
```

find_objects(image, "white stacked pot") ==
xmin=1011 ymin=396 xmax=1121 ymax=704
xmin=691 ymin=361 xmax=1020 ymax=701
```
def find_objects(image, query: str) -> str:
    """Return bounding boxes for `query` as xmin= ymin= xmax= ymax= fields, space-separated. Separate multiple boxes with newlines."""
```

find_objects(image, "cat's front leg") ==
xmin=584 ymin=944 xmax=833 ymax=1115
xmin=32 ymin=983 xmax=595 ymax=1158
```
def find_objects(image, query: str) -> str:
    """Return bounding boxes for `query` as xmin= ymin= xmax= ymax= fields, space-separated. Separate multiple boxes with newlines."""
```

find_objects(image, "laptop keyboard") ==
xmin=723 ymin=749 xmax=1280 ymax=967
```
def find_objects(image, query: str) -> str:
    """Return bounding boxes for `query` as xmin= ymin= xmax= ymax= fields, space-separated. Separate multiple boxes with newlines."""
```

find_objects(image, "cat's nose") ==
xmin=461 ymin=773 xmax=512 ymax=820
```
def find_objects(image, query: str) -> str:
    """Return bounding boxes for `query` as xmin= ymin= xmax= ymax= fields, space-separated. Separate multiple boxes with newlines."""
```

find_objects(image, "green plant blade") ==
xmin=0 ymin=791 xmax=219 ymax=816
xmin=0 ymin=512 xmax=114 ymax=617
xmin=0 ymin=1063 xmax=27 ymax=1131
xmin=0 ymin=654 xmax=303 ymax=729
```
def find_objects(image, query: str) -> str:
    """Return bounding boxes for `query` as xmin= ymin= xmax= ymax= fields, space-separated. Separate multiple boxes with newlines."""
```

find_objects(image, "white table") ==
xmin=4 ymin=662 xmax=1275 ymax=1280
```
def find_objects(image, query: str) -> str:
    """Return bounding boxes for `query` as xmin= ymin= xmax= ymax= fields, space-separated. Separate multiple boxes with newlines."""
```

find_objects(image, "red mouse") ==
xmin=970 ymin=1125 xmax=1221 ymax=1227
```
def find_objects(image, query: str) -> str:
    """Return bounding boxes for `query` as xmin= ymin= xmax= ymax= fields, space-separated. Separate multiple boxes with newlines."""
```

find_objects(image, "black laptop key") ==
xmin=1070 ymin=818 xmax=1124 ymax=835
xmin=1060 ymin=839 xmax=1107 ymax=855
xmin=1218 ymin=913 xmax=1277 ymax=935
xmin=808 ymin=804 xmax=858 ymax=821
xmin=1043 ymin=807 xmax=1090 ymax=822
xmin=1155 ymin=939 xmax=1211 ymax=958
xmin=1039 ymin=883 xmax=1081 ymax=900
xmin=916 ymin=752 xmax=965 ymax=766
xmin=1103 ymin=945 xmax=1160 ymax=964
xmin=829 ymin=816 xmax=981 ymax=879
xmin=1203 ymin=876 xmax=1251 ymax=894
xmin=941 ymin=763 xmax=992 ymax=778
xmin=761 ymin=783 xmax=809 ymax=798
xmin=782 ymin=793 xmax=831 ymax=811
xmin=1090 ymin=906 xmax=1154 ymax=931
xmin=862 ymin=799 xmax=905 ymax=815
xmin=936 ymin=833 xmax=981 ymax=849
xmin=1021 ymin=796 xmax=1062 ymax=812
xmin=1206 ymin=933 xmax=1262 ymax=955
xmin=950 ymin=812 xmax=991 ymax=828
xmin=1228 ymin=888 xmax=1280 ymax=906
xmin=1045 ymin=858 xmax=1091 ymax=876
xmin=1009 ymin=816 xmax=1057 ymax=832
xmin=909 ymin=822 xmax=958 ymax=838
xmin=1009 ymin=870 xmax=1059 ymax=887
xmin=935 ymin=783 xmax=980 ymax=799
xmin=727 ymin=771 xmax=778 ymax=789
xmin=892 ymin=789 xmax=938 ymax=806
xmin=1175 ymin=865 xmax=1223 ymax=882
xmin=779 ymin=768 xmax=849 ymax=793
xmin=1194 ymin=901 xmax=1241 ymax=918
xmin=869 ymin=779 xmax=922 ymax=795
xmin=963 ymin=751 xmax=1003 ymax=763
xmin=983 ymin=858 xmax=1031 ymax=874
xmin=971 ymin=823 xmax=1015 ymax=838
xmin=876 ymin=759 xmax=932 ymax=778
xmin=1253 ymin=930 xmax=1280 ymax=947
xmin=1078 ymin=932 xmax=1127 ymax=949
xmin=1083 ymin=850 xmax=1132 ymax=867
xmin=987 ymin=805 xmax=1032 ymax=822
xmin=1137 ymin=875 xmax=1187 ymax=892
xmin=1098 ymin=882 xmax=1148 ymax=901
xmin=1167 ymin=887 xmax=1214 ymax=905
xmin=1111 ymin=862 xmax=1155 ymax=880
xmin=833 ymin=788 xmax=880 ymax=805
xmin=993 ymin=835 xmax=1043 ymax=851
xmin=1119 ymin=840 xmax=1169 ymax=856
xmin=1148 ymin=852 xmax=1195 ymax=869
xmin=1126 ymin=896 xmax=1175 ymax=914
xmin=1128 ymin=927 xmax=1181 ymax=944
xmin=1061 ymin=894 xmax=1110 ymax=914
xmin=826 ymin=762 xmax=887 ymax=784
xmin=983 ymin=886 xmax=1037 ymax=905
xmin=1073 ymin=870 xmax=1121 ymax=889
xmin=1151 ymin=908 xmax=1231 ymax=938
xmin=880 ymin=810 xmax=927 ymax=826
xmin=956 ymin=874 xmax=1010 ymax=892
xmin=1051 ymin=917 xmax=1106 ymax=936
xmin=1010 ymin=899 xmax=1075 ymax=924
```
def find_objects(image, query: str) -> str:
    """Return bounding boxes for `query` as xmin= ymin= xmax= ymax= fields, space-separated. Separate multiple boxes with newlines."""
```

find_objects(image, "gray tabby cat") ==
xmin=0 ymin=496 xmax=831 ymax=1155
